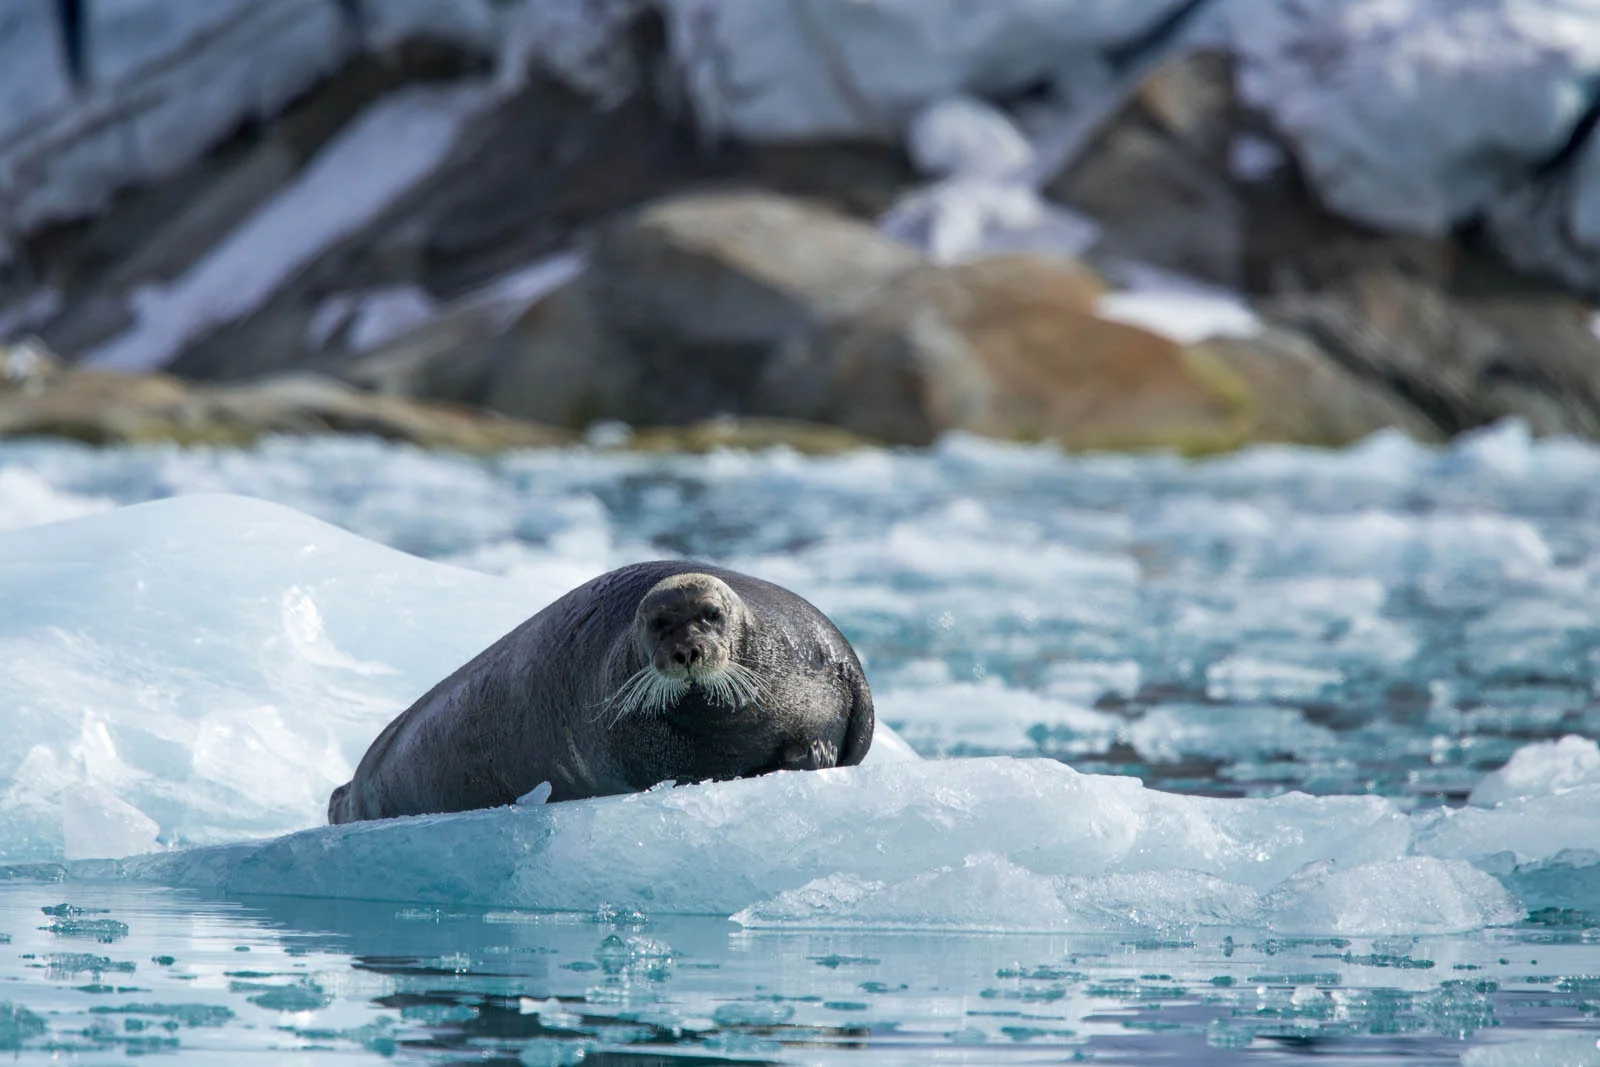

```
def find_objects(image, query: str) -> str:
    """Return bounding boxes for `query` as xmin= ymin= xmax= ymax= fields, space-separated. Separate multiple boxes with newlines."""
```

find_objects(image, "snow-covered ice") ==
xmin=1095 ymin=261 xmax=1262 ymax=344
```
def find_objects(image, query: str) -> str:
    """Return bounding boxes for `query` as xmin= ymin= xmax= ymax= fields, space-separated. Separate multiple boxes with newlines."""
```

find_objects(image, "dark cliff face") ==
xmin=7 ymin=1 xmax=1600 ymax=454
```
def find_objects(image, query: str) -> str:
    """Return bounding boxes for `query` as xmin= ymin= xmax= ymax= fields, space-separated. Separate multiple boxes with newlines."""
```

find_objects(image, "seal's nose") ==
xmin=672 ymin=645 xmax=703 ymax=668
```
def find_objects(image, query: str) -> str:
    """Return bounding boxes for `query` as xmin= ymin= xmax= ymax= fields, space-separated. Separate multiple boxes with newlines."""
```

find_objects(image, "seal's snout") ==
xmin=671 ymin=645 xmax=702 ymax=668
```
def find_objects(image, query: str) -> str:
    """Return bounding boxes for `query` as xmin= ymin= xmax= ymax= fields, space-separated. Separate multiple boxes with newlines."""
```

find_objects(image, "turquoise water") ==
xmin=0 ymin=880 xmax=1596 ymax=1064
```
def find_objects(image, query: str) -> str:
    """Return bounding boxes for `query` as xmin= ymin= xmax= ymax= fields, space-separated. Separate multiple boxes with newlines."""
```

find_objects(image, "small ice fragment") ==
xmin=517 ymin=997 xmax=581 ymax=1029
xmin=1265 ymin=857 xmax=1520 ymax=935
xmin=710 ymin=1002 xmax=794 ymax=1027
xmin=517 ymin=782 xmax=554 ymax=806
xmin=60 ymin=786 xmax=160 ymax=862
xmin=1461 ymin=1033 xmax=1600 ymax=1067
xmin=519 ymin=1038 xmax=593 ymax=1067
xmin=584 ymin=421 xmax=633 ymax=448
xmin=1470 ymin=736 xmax=1600 ymax=807
xmin=590 ymin=902 xmax=647 ymax=925
xmin=1205 ymin=657 xmax=1343 ymax=704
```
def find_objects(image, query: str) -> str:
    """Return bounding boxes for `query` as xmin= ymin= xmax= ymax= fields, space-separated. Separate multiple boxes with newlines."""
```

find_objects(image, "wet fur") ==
xmin=328 ymin=561 xmax=874 ymax=822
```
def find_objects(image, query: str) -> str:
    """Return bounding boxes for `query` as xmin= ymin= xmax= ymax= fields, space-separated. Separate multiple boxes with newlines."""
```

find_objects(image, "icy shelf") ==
xmin=0 ymin=423 xmax=1596 ymax=934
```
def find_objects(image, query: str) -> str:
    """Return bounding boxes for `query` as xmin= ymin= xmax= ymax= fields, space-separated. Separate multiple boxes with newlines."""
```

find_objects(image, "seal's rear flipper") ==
xmin=840 ymin=675 xmax=875 ymax=767
xmin=327 ymin=782 xmax=352 ymax=825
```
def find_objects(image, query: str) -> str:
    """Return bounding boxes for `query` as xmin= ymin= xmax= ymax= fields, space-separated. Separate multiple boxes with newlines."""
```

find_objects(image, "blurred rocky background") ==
xmin=4 ymin=0 xmax=1600 ymax=453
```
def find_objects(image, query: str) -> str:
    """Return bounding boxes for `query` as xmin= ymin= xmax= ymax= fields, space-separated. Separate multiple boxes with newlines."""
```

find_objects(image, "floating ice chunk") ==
xmin=0 ymin=469 xmax=113 ymax=532
xmin=876 ymin=681 xmax=1121 ymax=756
xmin=0 ymin=494 xmax=540 ymax=860
xmin=733 ymin=854 xmax=1077 ymax=932
xmin=60 ymin=785 xmax=160 ymax=862
xmin=1470 ymin=736 xmax=1600 ymax=807
xmin=1445 ymin=418 xmax=1536 ymax=479
xmin=1041 ymin=659 xmax=1141 ymax=704
xmin=1052 ymin=869 xmax=1263 ymax=931
xmin=517 ymin=783 xmax=554 ymax=807
xmin=1127 ymin=705 xmax=1338 ymax=765
xmin=1461 ymin=1033 xmax=1600 ymax=1067
xmin=741 ymin=860 xmax=1259 ymax=935
xmin=1264 ymin=857 xmax=1520 ymax=935
xmin=906 ymin=95 xmax=1033 ymax=179
xmin=1205 ymin=657 xmax=1343 ymax=704
xmin=124 ymin=757 xmax=1425 ymax=921
xmin=1264 ymin=511 xmax=1554 ymax=586
xmin=1417 ymin=785 xmax=1600 ymax=867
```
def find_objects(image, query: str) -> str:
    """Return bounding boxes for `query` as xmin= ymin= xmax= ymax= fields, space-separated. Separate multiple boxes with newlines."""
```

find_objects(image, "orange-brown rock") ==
xmin=758 ymin=253 xmax=1418 ymax=452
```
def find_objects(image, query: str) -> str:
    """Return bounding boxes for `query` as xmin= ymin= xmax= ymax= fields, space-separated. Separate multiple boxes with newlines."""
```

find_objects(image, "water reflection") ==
xmin=0 ymin=880 xmax=1596 ymax=1063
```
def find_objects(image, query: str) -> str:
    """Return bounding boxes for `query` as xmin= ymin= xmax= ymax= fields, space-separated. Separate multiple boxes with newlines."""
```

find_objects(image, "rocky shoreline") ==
xmin=4 ymin=1 xmax=1600 ymax=454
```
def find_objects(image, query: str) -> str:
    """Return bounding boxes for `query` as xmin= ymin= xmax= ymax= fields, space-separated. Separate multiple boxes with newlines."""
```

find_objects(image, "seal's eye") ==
xmin=701 ymin=607 xmax=723 ymax=624
xmin=651 ymin=617 xmax=672 ymax=634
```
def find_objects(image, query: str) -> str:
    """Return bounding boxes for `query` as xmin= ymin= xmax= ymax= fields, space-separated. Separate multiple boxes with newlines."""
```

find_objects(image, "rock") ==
xmin=1487 ymin=126 xmax=1600 ymax=297
xmin=1045 ymin=49 xmax=1252 ymax=287
xmin=756 ymin=253 xmax=1402 ymax=452
xmin=1191 ymin=329 xmax=1440 ymax=447
xmin=1263 ymin=269 xmax=1600 ymax=439
xmin=0 ymin=0 xmax=73 ymax=147
xmin=483 ymin=191 xmax=921 ymax=426
xmin=484 ymin=194 xmax=1448 ymax=451
xmin=0 ymin=369 xmax=572 ymax=451
xmin=0 ymin=339 xmax=66 ymax=394
xmin=660 ymin=0 xmax=1206 ymax=141
xmin=0 ymin=0 xmax=665 ymax=240
xmin=1043 ymin=43 xmax=1600 ymax=441
xmin=331 ymin=290 xmax=538 ymax=403
xmin=83 ymin=84 xmax=495 ymax=375
xmin=1225 ymin=0 xmax=1600 ymax=236
xmin=2 ymin=0 xmax=350 ymax=232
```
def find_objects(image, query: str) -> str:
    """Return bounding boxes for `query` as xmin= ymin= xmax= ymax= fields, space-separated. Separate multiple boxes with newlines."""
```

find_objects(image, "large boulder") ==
xmin=484 ymin=193 xmax=1430 ymax=451
xmin=1263 ymin=270 xmax=1600 ymax=439
xmin=755 ymin=253 xmax=1425 ymax=450
xmin=482 ymin=191 xmax=921 ymax=426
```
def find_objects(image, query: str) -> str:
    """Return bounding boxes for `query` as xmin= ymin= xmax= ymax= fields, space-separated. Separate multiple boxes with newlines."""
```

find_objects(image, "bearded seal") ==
xmin=327 ymin=561 xmax=873 ymax=823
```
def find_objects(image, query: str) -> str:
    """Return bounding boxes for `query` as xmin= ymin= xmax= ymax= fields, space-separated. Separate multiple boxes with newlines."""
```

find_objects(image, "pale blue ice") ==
xmin=0 ymin=422 xmax=1596 ymax=940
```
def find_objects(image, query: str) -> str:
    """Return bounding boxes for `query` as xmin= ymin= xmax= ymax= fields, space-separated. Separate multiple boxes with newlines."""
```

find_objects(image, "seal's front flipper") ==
xmin=776 ymin=738 xmax=839 ymax=771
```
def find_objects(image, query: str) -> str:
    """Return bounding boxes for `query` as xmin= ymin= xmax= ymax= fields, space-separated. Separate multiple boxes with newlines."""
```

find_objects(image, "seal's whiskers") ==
xmin=604 ymin=665 xmax=689 ymax=725
xmin=695 ymin=660 xmax=768 ymax=709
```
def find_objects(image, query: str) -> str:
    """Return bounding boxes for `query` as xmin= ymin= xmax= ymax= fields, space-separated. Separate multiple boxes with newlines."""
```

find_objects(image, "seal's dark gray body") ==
xmin=327 ymin=561 xmax=873 ymax=823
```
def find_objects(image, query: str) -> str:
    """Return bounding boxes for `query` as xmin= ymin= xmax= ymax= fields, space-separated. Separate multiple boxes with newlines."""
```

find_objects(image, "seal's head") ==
xmin=605 ymin=573 xmax=764 ymax=721
xmin=635 ymin=573 xmax=742 ymax=680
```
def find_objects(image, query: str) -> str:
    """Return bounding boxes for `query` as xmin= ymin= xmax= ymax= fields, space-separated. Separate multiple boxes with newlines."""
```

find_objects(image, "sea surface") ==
xmin=0 ymin=423 xmax=1597 ymax=1062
